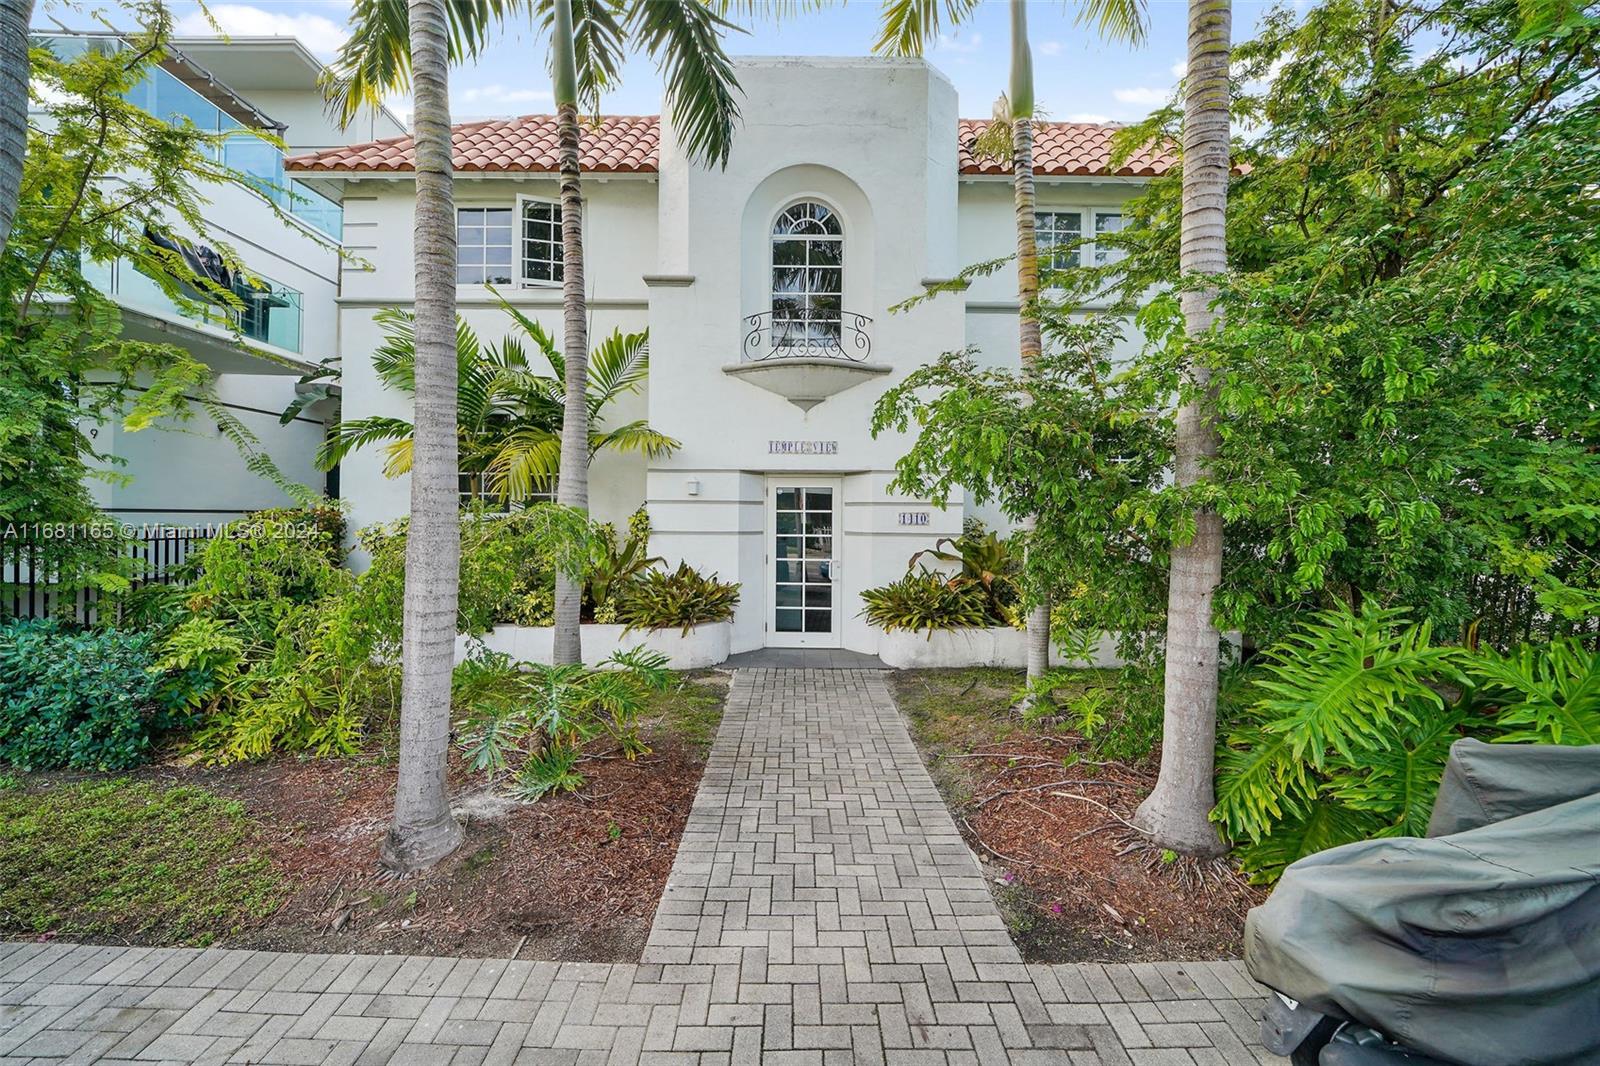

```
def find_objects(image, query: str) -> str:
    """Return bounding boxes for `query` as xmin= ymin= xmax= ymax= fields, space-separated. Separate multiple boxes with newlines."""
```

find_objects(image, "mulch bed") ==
xmin=8 ymin=676 xmax=726 ymax=962
xmin=893 ymin=671 xmax=1262 ymax=963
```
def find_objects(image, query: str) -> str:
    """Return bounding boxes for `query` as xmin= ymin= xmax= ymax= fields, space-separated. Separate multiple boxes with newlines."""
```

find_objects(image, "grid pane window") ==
xmin=771 ymin=202 xmax=843 ymax=345
xmin=460 ymin=472 xmax=557 ymax=510
xmin=521 ymin=199 xmax=564 ymax=284
xmin=1036 ymin=211 xmax=1082 ymax=271
xmin=773 ymin=485 xmax=835 ymax=635
xmin=457 ymin=207 xmax=513 ymax=285
xmin=1094 ymin=212 xmax=1126 ymax=265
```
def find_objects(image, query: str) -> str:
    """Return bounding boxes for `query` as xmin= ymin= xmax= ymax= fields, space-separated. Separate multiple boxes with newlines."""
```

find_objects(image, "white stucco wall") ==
xmin=89 ymin=374 xmax=331 ymax=526
xmin=335 ymin=178 xmax=658 ymax=542
xmin=316 ymin=55 xmax=1157 ymax=654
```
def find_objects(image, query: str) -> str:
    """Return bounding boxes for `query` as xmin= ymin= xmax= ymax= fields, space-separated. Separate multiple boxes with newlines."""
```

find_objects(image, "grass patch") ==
xmin=0 ymin=779 xmax=286 ymax=945
xmin=647 ymin=672 xmax=729 ymax=755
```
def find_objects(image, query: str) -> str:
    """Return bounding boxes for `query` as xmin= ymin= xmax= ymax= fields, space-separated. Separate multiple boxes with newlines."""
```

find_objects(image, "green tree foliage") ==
xmin=871 ymin=317 xmax=1170 ymax=648
xmin=2 ymin=9 xmax=323 ymax=597
xmin=1096 ymin=0 xmax=1600 ymax=646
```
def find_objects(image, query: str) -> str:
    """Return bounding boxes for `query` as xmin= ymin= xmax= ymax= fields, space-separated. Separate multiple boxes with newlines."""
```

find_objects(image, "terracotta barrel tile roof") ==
xmin=955 ymin=118 xmax=1173 ymax=177
xmin=286 ymin=114 xmax=1175 ymax=177
xmin=287 ymin=114 xmax=660 ymax=174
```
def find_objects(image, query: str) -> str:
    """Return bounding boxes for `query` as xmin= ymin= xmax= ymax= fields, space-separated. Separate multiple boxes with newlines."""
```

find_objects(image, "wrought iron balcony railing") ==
xmin=742 ymin=309 xmax=873 ymax=363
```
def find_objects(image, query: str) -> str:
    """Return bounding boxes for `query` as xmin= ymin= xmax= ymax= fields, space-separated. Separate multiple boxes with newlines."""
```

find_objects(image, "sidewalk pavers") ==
xmin=0 ymin=668 xmax=1280 ymax=1064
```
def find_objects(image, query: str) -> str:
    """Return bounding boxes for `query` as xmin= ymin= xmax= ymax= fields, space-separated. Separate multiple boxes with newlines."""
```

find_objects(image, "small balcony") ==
xmin=725 ymin=309 xmax=890 ymax=411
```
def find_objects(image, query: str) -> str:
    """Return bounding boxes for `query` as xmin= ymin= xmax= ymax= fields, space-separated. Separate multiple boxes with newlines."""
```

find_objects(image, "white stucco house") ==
xmin=281 ymin=55 xmax=1173 ymax=658
xmin=33 ymin=33 xmax=404 ymax=528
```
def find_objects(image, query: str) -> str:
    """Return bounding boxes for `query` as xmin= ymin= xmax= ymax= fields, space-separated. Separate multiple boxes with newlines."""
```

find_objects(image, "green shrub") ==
xmin=618 ymin=563 xmax=741 ymax=634
xmin=0 ymin=620 xmax=188 ymax=771
xmin=454 ymin=645 xmax=673 ymax=797
xmin=586 ymin=509 xmax=663 ymax=622
xmin=861 ymin=570 xmax=991 ymax=634
xmin=1214 ymin=603 xmax=1600 ymax=882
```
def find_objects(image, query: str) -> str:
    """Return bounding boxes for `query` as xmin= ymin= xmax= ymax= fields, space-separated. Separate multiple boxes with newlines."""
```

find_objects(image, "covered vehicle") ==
xmin=1245 ymin=739 xmax=1600 ymax=1066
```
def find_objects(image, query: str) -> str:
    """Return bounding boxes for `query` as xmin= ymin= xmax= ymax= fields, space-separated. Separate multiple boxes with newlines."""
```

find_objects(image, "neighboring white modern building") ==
xmin=33 ymin=33 xmax=404 ymax=527
xmin=287 ymin=56 xmax=1175 ymax=657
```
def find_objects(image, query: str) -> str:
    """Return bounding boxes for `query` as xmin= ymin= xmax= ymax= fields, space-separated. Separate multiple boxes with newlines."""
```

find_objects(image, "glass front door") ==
xmin=768 ymin=479 xmax=842 ymax=648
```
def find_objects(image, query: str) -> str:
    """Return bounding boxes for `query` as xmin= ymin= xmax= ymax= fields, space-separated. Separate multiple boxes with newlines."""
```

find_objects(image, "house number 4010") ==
xmin=898 ymin=512 xmax=930 ymax=526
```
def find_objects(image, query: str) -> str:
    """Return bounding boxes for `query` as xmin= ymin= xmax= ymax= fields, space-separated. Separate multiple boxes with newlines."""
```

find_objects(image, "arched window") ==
xmin=771 ymin=201 xmax=842 ymax=347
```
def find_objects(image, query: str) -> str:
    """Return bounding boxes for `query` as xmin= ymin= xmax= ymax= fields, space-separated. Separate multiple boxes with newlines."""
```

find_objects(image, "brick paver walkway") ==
xmin=0 ymin=668 xmax=1279 ymax=1064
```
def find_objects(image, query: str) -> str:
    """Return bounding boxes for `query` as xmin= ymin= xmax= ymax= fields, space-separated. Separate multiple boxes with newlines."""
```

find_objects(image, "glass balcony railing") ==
xmin=288 ymin=179 xmax=343 ymax=241
xmin=37 ymin=35 xmax=344 ymax=242
xmin=83 ymin=256 xmax=304 ymax=354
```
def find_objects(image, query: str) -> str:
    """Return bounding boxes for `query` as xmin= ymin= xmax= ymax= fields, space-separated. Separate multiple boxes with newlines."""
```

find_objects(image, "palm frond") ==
xmin=873 ymin=0 xmax=981 ymax=57
xmin=316 ymin=415 xmax=415 ymax=471
xmin=1071 ymin=0 xmax=1148 ymax=47
xmin=323 ymin=0 xmax=529 ymax=127
xmin=486 ymin=427 xmax=562 ymax=501
xmin=590 ymin=420 xmax=681 ymax=460
xmin=625 ymin=0 xmax=743 ymax=168
xmin=495 ymin=292 xmax=564 ymax=378
xmin=584 ymin=328 xmax=650 ymax=411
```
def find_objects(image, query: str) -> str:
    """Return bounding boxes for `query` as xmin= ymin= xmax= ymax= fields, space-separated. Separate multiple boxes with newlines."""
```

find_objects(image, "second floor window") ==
xmin=1036 ymin=211 xmax=1082 ymax=270
xmin=519 ymin=197 xmax=563 ymax=284
xmin=457 ymin=207 xmax=513 ymax=285
xmin=457 ymin=200 xmax=564 ymax=286
xmin=772 ymin=201 xmax=843 ymax=346
xmin=1035 ymin=209 xmax=1126 ymax=272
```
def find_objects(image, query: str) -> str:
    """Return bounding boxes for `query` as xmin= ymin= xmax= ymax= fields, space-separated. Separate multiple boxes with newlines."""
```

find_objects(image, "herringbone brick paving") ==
xmin=0 ymin=668 xmax=1281 ymax=1064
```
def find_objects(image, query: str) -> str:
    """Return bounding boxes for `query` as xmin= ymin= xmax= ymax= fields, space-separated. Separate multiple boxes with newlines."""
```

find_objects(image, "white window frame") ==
xmin=770 ymin=200 xmax=844 ymax=347
xmin=515 ymin=194 xmax=564 ymax=289
xmin=455 ymin=205 xmax=515 ymax=287
xmin=1035 ymin=206 xmax=1125 ymax=272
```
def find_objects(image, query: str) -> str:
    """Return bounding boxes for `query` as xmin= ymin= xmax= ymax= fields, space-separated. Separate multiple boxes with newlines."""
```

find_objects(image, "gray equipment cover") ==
xmin=1245 ymin=742 xmax=1600 ymax=1066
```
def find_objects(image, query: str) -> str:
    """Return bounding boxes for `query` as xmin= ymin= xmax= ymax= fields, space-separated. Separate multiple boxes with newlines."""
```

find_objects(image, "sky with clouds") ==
xmin=44 ymin=0 xmax=1286 ymax=127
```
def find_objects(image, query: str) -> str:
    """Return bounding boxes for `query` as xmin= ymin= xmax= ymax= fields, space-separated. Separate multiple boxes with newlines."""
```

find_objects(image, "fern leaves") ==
xmin=1217 ymin=602 xmax=1600 ymax=883
xmin=1472 ymin=640 xmax=1600 ymax=745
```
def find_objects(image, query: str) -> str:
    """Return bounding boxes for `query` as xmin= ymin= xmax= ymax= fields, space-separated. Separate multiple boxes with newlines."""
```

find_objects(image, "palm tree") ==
xmin=330 ymin=0 xmax=742 ymax=667
xmin=316 ymin=306 xmax=678 ymax=500
xmin=379 ymin=0 xmax=464 ymax=875
xmin=875 ymin=0 xmax=1145 ymax=699
xmin=330 ymin=0 xmax=740 ymax=867
xmin=0 ymin=0 xmax=36 ymax=252
xmin=1132 ymin=0 xmax=1231 ymax=857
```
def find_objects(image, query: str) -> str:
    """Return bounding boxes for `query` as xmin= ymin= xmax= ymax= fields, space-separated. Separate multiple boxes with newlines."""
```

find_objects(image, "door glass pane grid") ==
xmin=774 ymin=486 xmax=835 ymax=635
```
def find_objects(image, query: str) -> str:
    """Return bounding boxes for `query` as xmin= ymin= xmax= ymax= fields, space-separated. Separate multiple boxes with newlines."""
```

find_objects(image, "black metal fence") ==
xmin=2 ymin=526 xmax=215 ymax=623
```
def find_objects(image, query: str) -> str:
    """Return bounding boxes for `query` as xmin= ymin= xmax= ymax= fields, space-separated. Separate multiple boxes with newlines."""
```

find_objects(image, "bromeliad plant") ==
xmin=1214 ymin=603 xmax=1600 ymax=882
xmin=618 ymin=563 xmax=741 ymax=635
xmin=454 ymin=645 xmax=672 ymax=799
xmin=907 ymin=522 xmax=1022 ymax=627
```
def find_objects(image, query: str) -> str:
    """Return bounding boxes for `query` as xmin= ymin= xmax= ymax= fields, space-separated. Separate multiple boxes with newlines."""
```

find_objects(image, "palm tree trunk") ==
xmin=1013 ymin=113 xmax=1051 ymax=689
xmin=1009 ymin=0 xmax=1049 ymax=691
xmin=1134 ymin=0 xmax=1231 ymax=858
xmin=0 ymin=0 xmax=33 ymax=252
xmin=380 ymin=0 xmax=465 ymax=874
xmin=551 ymin=0 xmax=589 ymax=666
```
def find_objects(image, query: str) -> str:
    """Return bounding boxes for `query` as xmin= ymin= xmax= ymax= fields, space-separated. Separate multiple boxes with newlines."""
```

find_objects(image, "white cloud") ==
xmin=934 ymin=31 xmax=983 ymax=54
xmin=454 ymin=83 xmax=554 ymax=114
xmin=1170 ymin=59 xmax=1187 ymax=79
xmin=1065 ymin=112 xmax=1112 ymax=124
xmin=175 ymin=4 xmax=350 ymax=59
xmin=1038 ymin=40 xmax=1062 ymax=56
xmin=1112 ymin=86 xmax=1170 ymax=105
